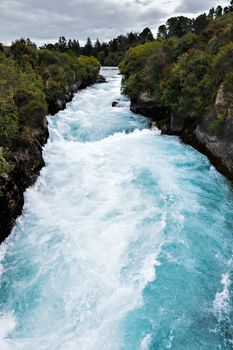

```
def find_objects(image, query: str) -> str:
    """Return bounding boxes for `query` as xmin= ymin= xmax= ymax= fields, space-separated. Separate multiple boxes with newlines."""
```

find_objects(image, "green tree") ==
xmin=139 ymin=28 xmax=154 ymax=41
xmin=83 ymin=37 xmax=93 ymax=56
xmin=208 ymin=7 xmax=215 ymax=19
xmin=94 ymin=38 xmax=101 ymax=56
xmin=157 ymin=25 xmax=167 ymax=39
xmin=215 ymin=6 xmax=223 ymax=17
xmin=56 ymin=36 xmax=67 ymax=52
xmin=166 ymin=16 xmax=193 ymax=38
xmin=193 ymin=13 xmax=209 ymax=34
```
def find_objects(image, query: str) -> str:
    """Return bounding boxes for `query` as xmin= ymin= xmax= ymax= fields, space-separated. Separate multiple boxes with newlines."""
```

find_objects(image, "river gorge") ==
xmin=0 ymin=68 xmax=233 ymax=349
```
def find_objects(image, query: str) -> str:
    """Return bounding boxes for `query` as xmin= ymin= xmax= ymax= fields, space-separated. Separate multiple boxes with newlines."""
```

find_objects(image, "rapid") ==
xmin=0 ymin=68 xmax=233 ymax=349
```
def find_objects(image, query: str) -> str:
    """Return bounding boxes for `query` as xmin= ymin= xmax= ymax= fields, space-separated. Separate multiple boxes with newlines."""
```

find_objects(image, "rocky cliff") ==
xmin=0 ymin=117 xmax=49 ymax=242
xmin=131 ymin=87 xmax=233 ymax=182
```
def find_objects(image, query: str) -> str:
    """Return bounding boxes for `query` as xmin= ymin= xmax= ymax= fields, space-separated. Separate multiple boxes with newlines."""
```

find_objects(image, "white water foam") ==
xmin=0 ymin=123 xmax=166 ymax=349
xmin=0 ymin=241 xmax=8 ymax=278
xmin=0 ymin=313 xmax=16 ymax=350
xmin=1 ymin=68 xmax=233 ymax=350
xmin=213 ymin=273 xmax=231 ymax=320
xmin=140 ymin=333 xmax=152 ymax=350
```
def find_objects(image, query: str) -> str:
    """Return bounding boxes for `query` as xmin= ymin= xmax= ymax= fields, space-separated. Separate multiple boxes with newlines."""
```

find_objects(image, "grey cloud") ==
xmin=0 ymin=0 xmax=229 ymax=44
xmin=175 ymin=0 xmax=228 ymax=14
xmin=0 ymin=0 xmax=166 ymax=44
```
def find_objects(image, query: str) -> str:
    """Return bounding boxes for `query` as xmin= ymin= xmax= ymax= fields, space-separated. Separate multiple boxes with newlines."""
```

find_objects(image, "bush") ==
xmin=119 ymin=9 xmax=233 ymax=121
xmin=0 ymin=40 xmax=101 ymax=179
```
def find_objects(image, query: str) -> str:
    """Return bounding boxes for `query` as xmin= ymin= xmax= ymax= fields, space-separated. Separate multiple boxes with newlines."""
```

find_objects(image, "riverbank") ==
xmin=0 ymin=74 xmax=105 ymax=243
xmin=130 ymin=96 xmax=233 ymax=182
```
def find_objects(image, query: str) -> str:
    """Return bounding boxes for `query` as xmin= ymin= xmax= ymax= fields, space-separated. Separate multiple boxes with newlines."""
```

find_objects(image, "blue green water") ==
xmin=0 ymin=68 xmax=233 ymax=349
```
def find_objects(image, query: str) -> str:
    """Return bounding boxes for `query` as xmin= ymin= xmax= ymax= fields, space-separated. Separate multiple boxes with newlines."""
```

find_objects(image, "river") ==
xmin=0 ymin=68 xmax=233 ymax=349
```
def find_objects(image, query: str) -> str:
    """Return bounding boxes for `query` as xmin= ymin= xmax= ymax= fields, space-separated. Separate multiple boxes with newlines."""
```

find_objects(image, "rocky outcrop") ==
xmin=96 ymin=74 xmax=106 ymax=83
xmin=112 ymin=99 xmax=128 ymax=108
xmin=47 ymin=80 xmax=82 ymax=115
xmin=131 ymin=93 xmax=169 ymax=120
xmin=0 ymin=118 xmax=49 ymax=243
xmin=170 ymin=112 xmax=186 ymax=134
xmin=130 ymin=87 xmax=233 ymax=181
xmin=48 ymin=75 xmax=105 ymax=116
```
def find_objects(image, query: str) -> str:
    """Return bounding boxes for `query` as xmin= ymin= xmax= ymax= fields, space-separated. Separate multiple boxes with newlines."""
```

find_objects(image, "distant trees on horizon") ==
xmin=3 ymin=1 xmax=233 ymax=66
xmin=41 ymin=27 xmax=154 ymax=65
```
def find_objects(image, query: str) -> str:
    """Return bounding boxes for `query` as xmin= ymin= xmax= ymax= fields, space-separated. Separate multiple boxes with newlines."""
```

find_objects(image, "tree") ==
xmin=94 ymin=38 xmax=101 ymax=54
xmin=157 ymin=25 xmax=167 ymax=39
xmin=193 ymin=13 xmax=209 ymax=34
xmin=83 ymin=37 xmax=93 ymax=56
xmin=109 ymin=38 xmax=118 ymax=52
xmin=166 ymin=16 xmax=193 ymax=38
xmin=72 ymin=39 xmax=80 ymax=55
xmin=128 ymin=32 xmax=137 ymax=44
xmin=227 ymin=0 xmax=233 ymax=13
xmin=215 ymin=5 xmax=223 ymax=17
xmin=10 ymin=39 xmax=38 ymax=68
xmin=208 ymin=7 xmax=215 ymax=19
xmin=139 ymin=27 xmax=154 ymax=41
xmin=67 ymin=39 xmax=73 ymax=50
xmin=56 ymin=36 xmax=67 ymax=52
xmin=224 ymin=6 xmax=230 ymax=14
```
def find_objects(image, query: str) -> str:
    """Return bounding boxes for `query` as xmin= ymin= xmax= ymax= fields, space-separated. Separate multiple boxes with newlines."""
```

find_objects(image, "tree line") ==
xmin=42 ymin=28 xmax=154 ymax=66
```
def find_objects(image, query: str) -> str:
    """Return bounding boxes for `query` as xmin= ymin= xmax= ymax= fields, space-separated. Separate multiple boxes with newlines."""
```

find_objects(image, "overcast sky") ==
xmin=0 ymin=0 xmax=230 ymax=45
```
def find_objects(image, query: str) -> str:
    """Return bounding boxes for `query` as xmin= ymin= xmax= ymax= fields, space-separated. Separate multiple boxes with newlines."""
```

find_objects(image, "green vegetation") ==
xmin=119 ymin=2 xmax=233 ymax=128
xmin=1 ymin=1 xmax=233 ymax=178
xmin=0 ymin=39 xmax=100 ymax=177
xmin=42 ymin=28 xmax=154 ymax=66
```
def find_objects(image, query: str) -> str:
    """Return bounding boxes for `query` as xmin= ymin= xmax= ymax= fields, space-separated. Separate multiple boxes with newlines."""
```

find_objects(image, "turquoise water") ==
xmin=0 ymin=68 xmax=233 ymax=349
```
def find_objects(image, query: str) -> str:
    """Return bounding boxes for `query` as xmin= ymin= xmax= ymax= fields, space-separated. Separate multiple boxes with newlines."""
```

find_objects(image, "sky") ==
xmin=0 ymin=0 xmax=230 ymax=45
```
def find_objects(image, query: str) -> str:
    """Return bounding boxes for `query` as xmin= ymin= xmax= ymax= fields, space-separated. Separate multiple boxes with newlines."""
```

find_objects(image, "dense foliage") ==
xmin=120 ymin=2 xmax=233 ymax=128
xmin=42 ymin=28 xmax=154 ymax=66
xmin=0 ymin=40 xmax=100 ymax=177
xmin=157 ymin=1 xmax=233 ymax=38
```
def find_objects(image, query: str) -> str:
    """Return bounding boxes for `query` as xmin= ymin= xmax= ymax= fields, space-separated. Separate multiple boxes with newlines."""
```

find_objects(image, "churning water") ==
xmin=0 ymin=68 xmax=233 ymax=349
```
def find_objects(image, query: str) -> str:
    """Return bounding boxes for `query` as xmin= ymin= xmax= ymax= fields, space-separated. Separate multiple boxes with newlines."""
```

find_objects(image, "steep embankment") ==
xmin=119 ymin=8 xmax=233 ymax=181
xmin=130 ymin=87 xmax=233 ymax=181
xmin=0 ymin=41 xmax=101 ymax=242
xmin=0 ymin=117 xmax=49 ymax=241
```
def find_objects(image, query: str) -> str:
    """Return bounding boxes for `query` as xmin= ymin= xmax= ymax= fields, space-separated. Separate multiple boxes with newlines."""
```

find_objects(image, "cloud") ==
xmin=0 ymin=0 xmax=230 ymax=44
xmin=175 ymin=0 xmax=229 ymax=14
xmin=0 ymin=0 xmax=166 ymax=44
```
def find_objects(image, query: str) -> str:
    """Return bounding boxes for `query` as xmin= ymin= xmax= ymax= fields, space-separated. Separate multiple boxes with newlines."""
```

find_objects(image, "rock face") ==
xmin=131 ymin=94 xmax=169 ymax=120
xmin=170 ymin=112 xmax=185 ymax=134
xmin=112 ymin=100 xmax=126 ymax=108
xmin=0 ymin=118 xmax=49 ymax=243
xmin=130 ymin=88 xmax=233 ymax=181
xmin=191 ymin=114 xmax=233 ymax=180
xmin=48 ymin=80 xmax=82 ymax=115
xmin=96 ymin=74 xmax=106 ymax=84
xmin=48 ymin=76 xmax=104 ymax=116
